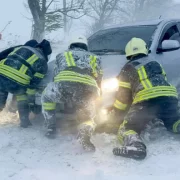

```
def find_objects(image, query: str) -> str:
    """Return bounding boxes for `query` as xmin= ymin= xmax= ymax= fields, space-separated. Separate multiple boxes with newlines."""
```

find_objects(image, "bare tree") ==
xmin=28 ymin=0 xmax=58 ymax=42
xmin=84 ymin=0 xmax=126 ymax=35
xmin=27 ymin=0 xmax=86 ymax=42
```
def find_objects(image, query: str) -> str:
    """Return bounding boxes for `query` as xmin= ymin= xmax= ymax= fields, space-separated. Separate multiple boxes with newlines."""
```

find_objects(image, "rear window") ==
xmin=88 ymin=25 xmax=157 ymax=54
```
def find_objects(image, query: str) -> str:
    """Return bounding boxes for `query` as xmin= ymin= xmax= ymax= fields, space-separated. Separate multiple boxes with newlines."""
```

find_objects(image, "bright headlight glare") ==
xmin=101 ymin=108 xmax=108 ymax=115
xmin=101 ymin=78 xmax=119 ymax=92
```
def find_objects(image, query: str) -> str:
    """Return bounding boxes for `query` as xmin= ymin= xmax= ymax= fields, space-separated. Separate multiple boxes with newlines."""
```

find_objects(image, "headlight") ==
xmin=101 ymin=78 xmax=119 ymax=92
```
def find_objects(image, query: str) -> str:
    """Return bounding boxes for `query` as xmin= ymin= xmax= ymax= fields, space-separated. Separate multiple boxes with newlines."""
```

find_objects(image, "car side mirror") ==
xmin=157 ymin=40 xmax=180 ymax=53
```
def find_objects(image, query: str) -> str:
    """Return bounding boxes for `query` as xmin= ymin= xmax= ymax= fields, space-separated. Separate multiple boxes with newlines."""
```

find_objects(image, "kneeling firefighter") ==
xmin=112 ymin=37 xmax=180 ymax=160
xmin=42 ymin=35 xmax=103 ymax=151
xmin=0 ymin=39 xmax=52 ymax=127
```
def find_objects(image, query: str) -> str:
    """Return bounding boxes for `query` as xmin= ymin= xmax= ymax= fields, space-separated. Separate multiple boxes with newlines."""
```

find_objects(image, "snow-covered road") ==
xmin=1 ymin=110 xmax=180 ymax=180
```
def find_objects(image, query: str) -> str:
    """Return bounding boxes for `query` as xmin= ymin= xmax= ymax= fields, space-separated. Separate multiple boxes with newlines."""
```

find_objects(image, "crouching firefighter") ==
xmin=42 ymin=35 xmax=103 ymax=152
xmin=0 ymin=39 xmax=52 ymax=128
xmin=112 ymin=37 xmax=180 ymax=160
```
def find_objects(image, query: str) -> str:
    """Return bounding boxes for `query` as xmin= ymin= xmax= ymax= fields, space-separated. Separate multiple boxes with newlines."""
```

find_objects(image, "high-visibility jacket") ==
xmin=42 ymin=49 xmax=103 ymax=112
xmin=0 ymin=46 xmax=48 ymax=89
xmin=54 ymin=48 xmax=103 ymax=88
xmin=113 ymin=55 xmax=178 ymax=112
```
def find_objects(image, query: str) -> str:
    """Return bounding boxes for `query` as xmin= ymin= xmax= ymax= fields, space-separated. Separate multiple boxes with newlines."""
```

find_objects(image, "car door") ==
xmin=155 ymin=22 xmax=180 ymax=87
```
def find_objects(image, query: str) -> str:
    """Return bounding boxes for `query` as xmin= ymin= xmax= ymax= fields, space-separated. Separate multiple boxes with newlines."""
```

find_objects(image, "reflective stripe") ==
xmin=90 ymin=55 xmax=98 ymax=77
xmin=34 ymin=72 xmax=44 ymax=79
xmin=64 ymin=52 xmax=76 ymax=67
xmin=54 ymin=70 xmax=97 ymax=87
xmin=43 ymin=103 xmax=56 ymax=110
xmin=20 ymin=54 xmax=39 ymax=74
xmin=119 ymin=81 xmax=131 ymax=89
xmin=173 ymin=120 xmax=180 ymax=133
xmin=27 ymin=88 xmax=36 ymax=95
xmin=0 ymin=59 xmax=6 ymax=65
xmin=16 ymin=95 xmax=27 ymax=101
xmin=138 ymin=66 xmax=152 ymax=89
xmin=54 ymin=76 xmax=97 ymax=87
xmin=113 ymin=100 xmax=127 ymax=110
xmin=160 ymin=65 xmax=167 ymax=81
xmin=123 ymin=130 xmax=137 ymax=136
xmin=133 ymin=86 xmax=178 ymax=104
xmin=0 ymin=64 xmax=30 ymax=85
xmin=117 ymin=135 xmax=124 ymax=144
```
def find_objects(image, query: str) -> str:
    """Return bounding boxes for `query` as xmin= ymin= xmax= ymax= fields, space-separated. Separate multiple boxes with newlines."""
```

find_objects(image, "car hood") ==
xmin=100 ymin=54 xmax=126 ymax=79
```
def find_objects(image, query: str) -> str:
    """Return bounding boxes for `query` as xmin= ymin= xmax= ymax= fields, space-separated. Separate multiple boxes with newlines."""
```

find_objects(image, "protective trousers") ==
xmin=42 ymin=81 xmax=99 ymax=149
xmin=117 ymin=97 xmax=180 ymax=147
xmin=0 ymin=75 xmax=35 ymax=127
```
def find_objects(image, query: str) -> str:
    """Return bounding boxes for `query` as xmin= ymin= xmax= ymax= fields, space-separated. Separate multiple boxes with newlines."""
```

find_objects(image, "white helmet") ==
xmin=69 ymin=35 xmax=88 ymax=49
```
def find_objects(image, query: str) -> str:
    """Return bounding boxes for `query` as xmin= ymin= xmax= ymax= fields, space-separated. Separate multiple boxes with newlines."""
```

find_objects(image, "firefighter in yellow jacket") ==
xmin=0 ymin=39 xmax=52 ymax=128
xmin=41 ymin=35 xmax=103 ymax=152
xmin=112 ymin=37 xmax=180 ymax=160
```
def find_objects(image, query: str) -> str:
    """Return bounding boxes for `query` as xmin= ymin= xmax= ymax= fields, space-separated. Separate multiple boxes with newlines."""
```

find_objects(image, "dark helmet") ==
xmin=36 ymin=39 xmax=52 ymax=57
xmin=24 ymin=39 xmax=38 ymax=47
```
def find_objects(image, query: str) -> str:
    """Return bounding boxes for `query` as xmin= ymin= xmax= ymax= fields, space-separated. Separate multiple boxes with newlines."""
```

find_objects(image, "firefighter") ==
xmin=112 ymin=37 xmax=180 ymax=160
xmin=41 ymin=35 xmax=103 ymax=152
xmin=0 ymin=39 xmax=52 ymax=128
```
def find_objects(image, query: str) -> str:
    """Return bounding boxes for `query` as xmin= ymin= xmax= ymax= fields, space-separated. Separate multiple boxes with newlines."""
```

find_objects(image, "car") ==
xmin=7 ymin=19 xmax=180 ymax=127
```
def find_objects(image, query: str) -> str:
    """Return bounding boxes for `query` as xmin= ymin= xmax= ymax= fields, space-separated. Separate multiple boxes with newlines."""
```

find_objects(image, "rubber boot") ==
xmin=77 ymin=124 xmax=95 ymax=152
xmin=17 ymin=101 xmax=32 ymax=128
xmin=113 ymin=141 xmax=147 ymax=160
xmin=45 ymin=127 xmax=56 ymax=139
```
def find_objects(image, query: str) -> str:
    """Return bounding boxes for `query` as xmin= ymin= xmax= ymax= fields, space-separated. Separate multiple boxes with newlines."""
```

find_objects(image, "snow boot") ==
xmin=45 ymin=127 xmax=56 ymax=139
xmin=113 ymin=142 xmax=146 ymax=160
xmin=20 ymin=118 xmax=32 ymax=128
xmin=77 ymin=125 xmax=95 ymax=152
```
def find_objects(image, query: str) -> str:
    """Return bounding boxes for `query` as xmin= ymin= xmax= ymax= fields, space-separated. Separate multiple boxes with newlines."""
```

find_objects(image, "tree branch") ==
xmin=46 ymin=0 xmax=55 ymax=11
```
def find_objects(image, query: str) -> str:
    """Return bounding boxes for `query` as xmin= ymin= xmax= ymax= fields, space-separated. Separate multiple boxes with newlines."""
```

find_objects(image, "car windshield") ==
xmin=88 ymin=25 xmax=157 ymax=54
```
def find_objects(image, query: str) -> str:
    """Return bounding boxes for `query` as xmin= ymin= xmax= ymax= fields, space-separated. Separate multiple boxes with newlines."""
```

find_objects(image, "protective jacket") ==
xmin=54 ymin=48 xmax=103 ymax=89
xmin=0 ymin=46 xmax=48 ymax=127
xmin=0 ymin=46 xmax=48 ymax=90
xmin=114 ymin=55 xmax=178 ymax=114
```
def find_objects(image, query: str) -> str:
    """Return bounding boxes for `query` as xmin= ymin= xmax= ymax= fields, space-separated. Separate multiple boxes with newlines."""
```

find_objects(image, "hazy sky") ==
xmin=0 ymin=0 xmax=180 ymax=47
xmin=0 ymin=0 xmax=31 ymax=42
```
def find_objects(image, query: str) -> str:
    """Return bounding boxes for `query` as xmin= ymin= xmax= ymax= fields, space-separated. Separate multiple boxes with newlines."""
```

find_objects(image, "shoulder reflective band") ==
xmin=119 ymin=81 xmax=131 ymax=89
xmin=0 ymin=64 xmax=30 ymax=85
xmin=133 ymin=86 xmax=178 ymax=104
xmin=160 ymin=65 xmax=167 ymax=81
xmin=16 ymin=95 xmax=28 ymax=102
xmin=113 ymin=99 xmax=127 ymax=110
xmin=90 ymin=55 xmax=98 ymax=77
xmin=173 ymin=120 xmax=180 ymax=133
xmin=137 ymin=66 xmax=152 ymax=89
xmin=42 ymin=103 xmax=56 ymax=110
xmin=34 ymin=72 xmax=44 ymax=79
xmin=27 ymin=88 xmax=36 ymax=95
xmin=9 ymin=47 xmax=21 ymax=56
xmin=20 ymin=54 xmax=39 ymax=74
xmin=64 ymin=51 xmax=76 ymax=67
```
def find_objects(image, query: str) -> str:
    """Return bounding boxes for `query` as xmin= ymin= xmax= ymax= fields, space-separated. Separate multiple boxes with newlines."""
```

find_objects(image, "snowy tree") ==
xmin=27 ymin=0 xmax=86 ymax=42
xmin=84 ymin=0 xmax=120 ymax=35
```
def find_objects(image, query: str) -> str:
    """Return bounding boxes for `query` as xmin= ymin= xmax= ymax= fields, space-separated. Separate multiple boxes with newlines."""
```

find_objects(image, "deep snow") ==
xmin=1 ymin=110 xmax=180 ymax=180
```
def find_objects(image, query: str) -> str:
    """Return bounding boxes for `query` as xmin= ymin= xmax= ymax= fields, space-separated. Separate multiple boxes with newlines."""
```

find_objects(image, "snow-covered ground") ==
xmin=1 ymin=110 xmax=180 ymax=180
